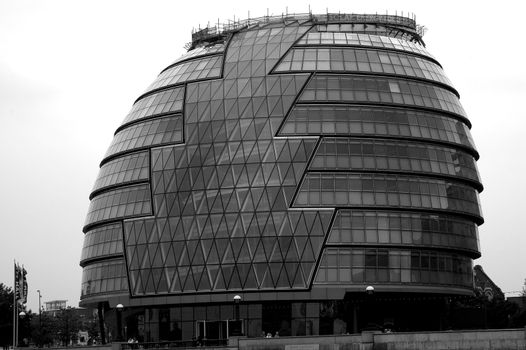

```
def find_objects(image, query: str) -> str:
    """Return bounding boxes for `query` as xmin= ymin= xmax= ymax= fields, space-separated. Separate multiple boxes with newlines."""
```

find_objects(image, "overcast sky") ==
xmin=1 ymin=0 xmax=525 ymax=312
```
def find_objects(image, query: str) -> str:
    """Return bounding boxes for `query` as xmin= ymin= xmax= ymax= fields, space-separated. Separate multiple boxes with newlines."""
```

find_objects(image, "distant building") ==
xmin=43 ymin=300 xmax=68 ymax=317
xmin=44 ymin=299 xmax=67 ymax=311
xmin=80 ymin=12 xmax=484 ymax=341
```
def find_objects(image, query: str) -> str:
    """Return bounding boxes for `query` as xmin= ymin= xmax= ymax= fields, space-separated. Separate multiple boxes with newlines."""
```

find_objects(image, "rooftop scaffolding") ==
xmin=190 ymin=12 xmax=423 ymax=49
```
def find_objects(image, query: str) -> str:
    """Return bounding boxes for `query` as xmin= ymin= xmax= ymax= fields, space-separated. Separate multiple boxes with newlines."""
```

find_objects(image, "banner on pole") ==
xmin=14 ymin=262 xmax=28 ymax=305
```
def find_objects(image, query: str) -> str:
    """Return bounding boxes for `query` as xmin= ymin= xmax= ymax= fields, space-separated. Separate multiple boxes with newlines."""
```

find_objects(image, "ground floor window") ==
xmin=109 ymin=296 xmax=447 ymax=341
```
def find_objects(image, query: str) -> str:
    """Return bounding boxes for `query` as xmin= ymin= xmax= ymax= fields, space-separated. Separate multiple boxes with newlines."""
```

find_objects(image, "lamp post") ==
xmin=116 ymin=304 xmax=124 ymax=342
xmin=233 ymin=295 xmax=241 ymax=321
xmin=233 ymin=295 xmax=241 ymax=336
xmin=18 ymin=312 xmax=26 ymax=347
xmin=365 ymin=286 xmax=374 ymax=295
xmin=365 ymin=286 xmax=375 ymax=330
xmin=37 ymin=290 xmax=42 ymax=331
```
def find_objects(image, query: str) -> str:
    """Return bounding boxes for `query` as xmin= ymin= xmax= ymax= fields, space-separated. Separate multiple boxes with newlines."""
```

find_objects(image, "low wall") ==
xmin=238 ymin=329 xmax=526 ymax=350
xmin=40 ymin=346 xmax=112 ymax=350
xmin=239 ymin=333 xmax=369 ymax=350
xmin=374 ymin=329 xmax=526 ymax=350
xmin=105 ymin=328 xmax=526 ymax=350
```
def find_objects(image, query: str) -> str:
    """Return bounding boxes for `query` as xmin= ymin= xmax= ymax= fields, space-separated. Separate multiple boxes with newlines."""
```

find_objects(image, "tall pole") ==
xmin=116 ymin=304 xmax=124 ymax=342
xmin=37 ymin=290 xmax=42 ymax=331
xmin=98 ymin=302 xmax=106 ymax=345
xmin=13 ymin=262 xmax=17 ymax=349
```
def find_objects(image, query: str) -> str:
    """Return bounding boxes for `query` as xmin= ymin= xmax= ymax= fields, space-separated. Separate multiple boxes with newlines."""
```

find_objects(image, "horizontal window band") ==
xmin=80 ymin=253 xmax=125 ymax=268
xmin=291 ymin=43 xmax=441 ymax=67
xmin=160 ymin=52 xmax=225 ymax=74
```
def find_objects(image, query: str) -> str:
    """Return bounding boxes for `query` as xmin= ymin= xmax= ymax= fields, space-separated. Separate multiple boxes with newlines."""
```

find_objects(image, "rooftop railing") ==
xmin=191 ymin=12 xmax=419 ymax=45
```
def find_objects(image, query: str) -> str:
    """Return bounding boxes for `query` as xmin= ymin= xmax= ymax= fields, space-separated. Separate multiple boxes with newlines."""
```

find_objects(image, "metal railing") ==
xmin=191 ymin=12 xmax=419 ymax=45
xmin=120 ymin=338 xmax=228 ymax=349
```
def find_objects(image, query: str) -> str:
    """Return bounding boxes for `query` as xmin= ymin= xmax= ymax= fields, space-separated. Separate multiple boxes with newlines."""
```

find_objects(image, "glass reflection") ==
xmin=300 ymin=75 xmax=466 ymax=118
xmin=314 ymin=247 xmax=473 ymax=287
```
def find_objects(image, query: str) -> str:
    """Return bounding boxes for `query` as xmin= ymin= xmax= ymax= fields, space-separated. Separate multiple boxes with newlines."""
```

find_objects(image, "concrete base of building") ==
xmin=60 ymin=328 xmax=526 ymax=350
xmin=238 ymin=329 xmax=526 ymax=350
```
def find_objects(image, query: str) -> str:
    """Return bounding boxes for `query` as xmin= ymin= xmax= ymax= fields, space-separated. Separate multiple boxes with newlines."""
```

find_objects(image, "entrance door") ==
xmin=196 ymin=320 xmax=229 ymax=344
xmin=196 ymin=320 xmax=206 ymax=342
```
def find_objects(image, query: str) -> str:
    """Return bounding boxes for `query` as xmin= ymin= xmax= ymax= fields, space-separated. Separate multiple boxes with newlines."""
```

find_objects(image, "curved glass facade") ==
xmin=81 ymin=13 xmax=483 ymax=340
xmin=275 ymin=47 xmax=451 ymax=87
xmin=299 ymin=75 xmax=466 ymax=118
xmin=80 ymin=223 xmax=124 ymax=264
xmin=311 ymin=138 xmax=480 ymax=185
xmin=297 ymin=32 xmax=435 ymax=58
xmin=121 ymin=86 xmax=185 ymax=126
xmin=280 ymin=105 xmax=477 ymax=154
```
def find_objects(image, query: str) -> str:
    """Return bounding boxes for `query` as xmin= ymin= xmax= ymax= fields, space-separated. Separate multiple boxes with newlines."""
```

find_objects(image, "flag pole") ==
xmin=13 ymin=261 xmax=17 ymax=350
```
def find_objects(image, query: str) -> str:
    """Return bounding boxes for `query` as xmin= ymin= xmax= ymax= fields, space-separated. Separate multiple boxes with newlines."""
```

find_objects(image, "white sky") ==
xmin=1 ymin=0 xmax=525 ymax=313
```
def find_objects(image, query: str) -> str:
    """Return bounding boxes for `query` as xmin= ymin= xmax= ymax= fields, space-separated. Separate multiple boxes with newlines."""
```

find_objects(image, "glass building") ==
xmin=80 ymin=13 xmax=482 ymax=341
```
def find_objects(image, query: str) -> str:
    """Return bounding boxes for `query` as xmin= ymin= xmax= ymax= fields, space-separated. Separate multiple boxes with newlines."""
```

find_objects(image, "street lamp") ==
xmin=37 ymin=290 xmax=42 ymax=331
xmin=116 ymin=304 xmax=124 ymax=342
xmin=233 ymin=295 xmax=241 ymax=321
xmin=18 ymin=312 xmax=26 ymax=347
xmin=365 ymin=286 xmax=375 ymax=330
xmin=232 ymin=295 xmax=242 ymax=336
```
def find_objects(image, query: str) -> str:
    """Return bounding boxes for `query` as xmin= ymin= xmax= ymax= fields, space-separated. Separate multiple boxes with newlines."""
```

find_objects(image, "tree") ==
xmin=0 ymin=284 xmax=13 ymax=348
xmin=0 ymin=283 xmax=30 ymax=348
xmin=31 ymin=312 xmax=54 ymax=348
xmin=50 ymin=308 xmax=82 ymax=346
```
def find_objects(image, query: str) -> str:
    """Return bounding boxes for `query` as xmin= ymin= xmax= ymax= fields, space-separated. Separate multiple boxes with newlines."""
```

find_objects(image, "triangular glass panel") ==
xmin=221 ymin=241 xmax=235 ymax=264
xmin=198 ymin=267 xmax=212 ymax=290
xmin=295 ymin=236 xmax=308 ymax=258
xmin=231 ymin=238 xmax=244 ymax=261
xmin=310 ymin=236 xmax=324 ymax=256
xmin=252 ymin=240 xmax=266 ymax=263
xmin=301 ymin=262 xmax=315 ymax=282
xmin=241 ymin=191 xmax=254 ymax=211
xmin=292 ymin=264 xmax=306 ymax=288
xmin=178 ymin=244 xmax=191 ymax=266
xmin=155 ymin=268 xmax=169 ymax=293
xmin=207 ymin=265 xmax=220 ymax=289
xmin=236 ymin=239 xmax=251 ymax=263
xmin=269 ymin=240 xmax=283 ymax=262
xmin=214 ymin=267 xmax=226 ymax=290
xmin=269 ymin=263 xmax=282 ymax=287
xmin=302 ymin=239 xmax=316 ymax=262
xmin=144 ymin=271 xmax=156 ymax=294
xmin=261 ymin=237 xmax=276 ymax=260
xmin=278 ymin=212 xmax=293 ymax=236
xmin=164 ymin=244 xmax=176 ymax=267
xmin=207 ymin=242 xmax=220 ymax=264
xmin=192 ymin=241 xmax=205 ymax=265
xmin=244 ymin=265 xmax=258 ymax=289
xmin=221 ymin=264 xmax=234 ymax=289
xmin=229 ymin=266 xmax=242 ymax=289
xmin=173 ymin=241 xmax=185 ymax=265
xmin=149 ymin=244 xmax=162 ymax=267
xmin=294 ymin=213 xmax=309 ymax=236
xmin=276 ymin=265 xmax=290 ymax=288
xmin=256 ymin=189 xmax=270 ymax=211
xmin=128 ymin=248 xmax=139 ymax=269
xmin=260 ymin=264 xmax=274 ymax=288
